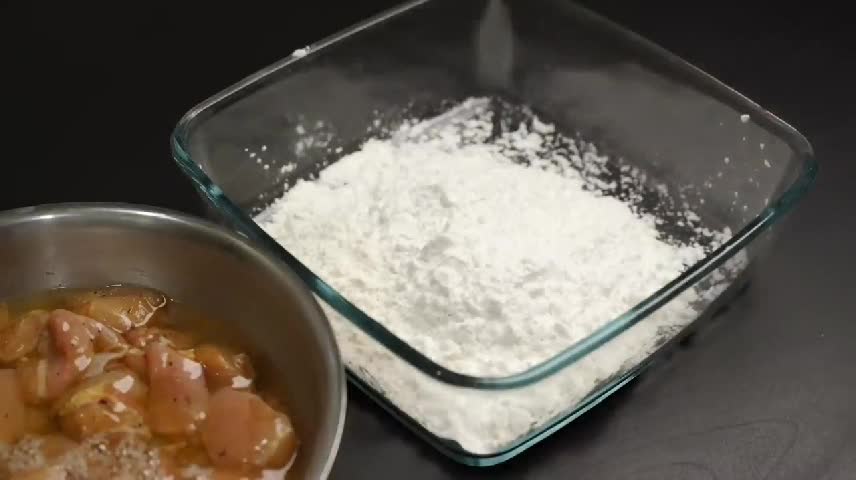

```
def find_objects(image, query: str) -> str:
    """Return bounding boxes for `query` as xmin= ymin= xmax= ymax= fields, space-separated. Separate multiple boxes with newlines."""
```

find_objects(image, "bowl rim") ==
xmin=169 ymin=0 xmax=817 ymax=393
xmin=0 ymin=202 xmax=347 ymax=479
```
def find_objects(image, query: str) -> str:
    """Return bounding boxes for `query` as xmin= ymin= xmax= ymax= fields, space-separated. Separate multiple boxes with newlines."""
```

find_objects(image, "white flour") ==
xmin=256 ymin=98 xmax=738 ymax=454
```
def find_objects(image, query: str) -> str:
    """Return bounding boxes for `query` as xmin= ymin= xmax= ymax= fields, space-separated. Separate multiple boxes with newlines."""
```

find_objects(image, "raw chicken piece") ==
xmin=125 ymin=326 xmax=194 ymax=350
xmin=69 ymin=289 xmax=167 ymax=333
xmin=201 ymin=389 xmax=298 ymax=470
xmin=58 ymin=403 xmax=142 ymax=442
xmin=195 ymin=345 xmax=255 ymax=391
xmin=121 ymin=350 xmax=147 ymax=378
xmin=146 ymin=343 xmax=209 ymax=436
xmin=54 ymin=369 xmax=148 ymax=440
xmin=0 ymin=369 xmax=28 ymax=443
xmin=0 ymin=310 xmax=49 ymax=363
xmin=48 ymin=310 xmax=95 ymax=363
xmin=17 ymin=310 xmax=94 ymax=404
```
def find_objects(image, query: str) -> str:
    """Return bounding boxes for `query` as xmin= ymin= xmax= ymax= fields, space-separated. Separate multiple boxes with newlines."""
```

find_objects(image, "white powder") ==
xmin=292 ymin=46 xmax=310 ymax=58
xmin=256 ymin=98 xmax=740 ymax=454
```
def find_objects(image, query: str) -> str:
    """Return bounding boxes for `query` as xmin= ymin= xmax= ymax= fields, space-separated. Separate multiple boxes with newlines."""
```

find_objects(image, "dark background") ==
xmin=2 ymin=2 xmax=854 ymax=479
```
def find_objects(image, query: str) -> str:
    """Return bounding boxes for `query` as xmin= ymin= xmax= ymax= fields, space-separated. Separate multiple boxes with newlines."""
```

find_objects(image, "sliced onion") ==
xmin=82 ymin=351 xmax=127 ymax=378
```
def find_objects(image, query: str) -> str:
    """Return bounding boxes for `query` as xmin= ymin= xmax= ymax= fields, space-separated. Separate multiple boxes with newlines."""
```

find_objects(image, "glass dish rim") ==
xmin=170 ymin=0 xmax=817 ymax=392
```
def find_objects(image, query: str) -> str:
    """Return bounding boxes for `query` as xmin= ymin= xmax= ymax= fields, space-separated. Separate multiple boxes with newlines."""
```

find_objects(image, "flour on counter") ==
xmin=256 ymin=98 xmax=739 ymax=454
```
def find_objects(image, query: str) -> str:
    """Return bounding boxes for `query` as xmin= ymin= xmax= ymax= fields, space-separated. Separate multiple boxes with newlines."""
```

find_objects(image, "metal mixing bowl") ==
xmin=0 ymin=203 xmax=346 ymax=479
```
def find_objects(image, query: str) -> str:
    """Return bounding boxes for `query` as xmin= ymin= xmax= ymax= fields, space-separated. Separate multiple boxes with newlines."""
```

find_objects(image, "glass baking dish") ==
xmin=171 ymin=0 xmax=816 ymax=466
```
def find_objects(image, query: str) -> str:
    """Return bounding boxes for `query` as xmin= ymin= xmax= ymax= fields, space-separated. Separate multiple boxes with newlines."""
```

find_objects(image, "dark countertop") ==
xmin=2 ymin=2 xmax=854 ymax=479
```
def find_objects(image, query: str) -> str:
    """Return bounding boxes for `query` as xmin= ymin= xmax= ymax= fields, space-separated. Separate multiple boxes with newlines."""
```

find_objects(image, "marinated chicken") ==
xmin=0 ymin=287 xmax=298 ymax=480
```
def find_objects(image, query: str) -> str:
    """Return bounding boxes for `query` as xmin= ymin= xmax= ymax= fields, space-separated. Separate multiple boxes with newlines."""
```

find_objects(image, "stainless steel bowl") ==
xmin=0 ymin=203 xmax=346 ymax=479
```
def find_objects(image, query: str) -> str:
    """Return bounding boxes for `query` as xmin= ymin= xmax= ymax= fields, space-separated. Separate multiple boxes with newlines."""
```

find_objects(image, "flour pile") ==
xmin=256 ymin=98 xmax=737 ymax=454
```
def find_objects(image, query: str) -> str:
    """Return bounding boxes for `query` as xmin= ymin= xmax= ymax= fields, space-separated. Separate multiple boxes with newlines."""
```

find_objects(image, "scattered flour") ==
xmin=256 ymin=98 xmax=741 ymax=454
xmin=291 ymin=46 xmax=310 ymax=58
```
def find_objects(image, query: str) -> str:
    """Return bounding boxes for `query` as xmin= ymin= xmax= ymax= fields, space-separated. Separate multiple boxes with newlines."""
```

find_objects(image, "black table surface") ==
xmin=3 ymin=2 xmax=855 ymax=479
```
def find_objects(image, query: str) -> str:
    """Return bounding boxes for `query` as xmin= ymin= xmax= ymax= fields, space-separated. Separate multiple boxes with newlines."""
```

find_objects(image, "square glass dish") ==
xmin=171 ymin=0 xmax=816 ymax=466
